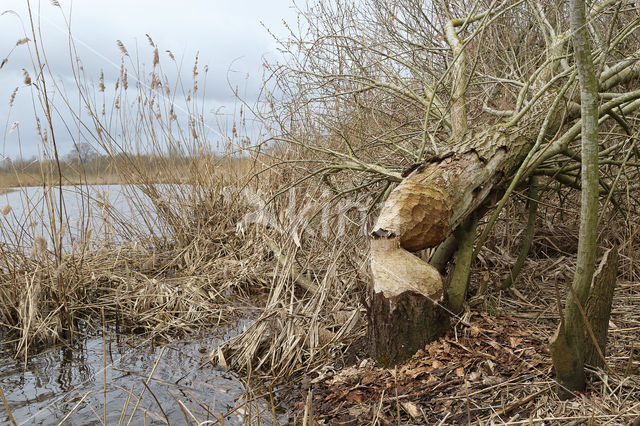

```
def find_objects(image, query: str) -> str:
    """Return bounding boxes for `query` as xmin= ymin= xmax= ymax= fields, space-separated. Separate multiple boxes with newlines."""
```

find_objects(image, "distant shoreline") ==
xmin=0 ymin=179 xmax=184 ymax=190
xmin=0 ymin=174 xmax=124 ymax=188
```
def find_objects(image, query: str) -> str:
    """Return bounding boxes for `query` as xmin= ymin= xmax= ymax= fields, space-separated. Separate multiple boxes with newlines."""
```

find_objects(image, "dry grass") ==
xmin=0 ymin=171 xmax=121 ymax=187
xmin=0 ymin=169 xmax=267 ymax=357
xmin=0 ymin=155 xmax=252 ymax=188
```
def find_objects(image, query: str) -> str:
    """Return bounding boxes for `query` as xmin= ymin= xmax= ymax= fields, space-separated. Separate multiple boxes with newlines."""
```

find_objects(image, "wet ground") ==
xmin=0 ymin=322 xmax=277 ymax=425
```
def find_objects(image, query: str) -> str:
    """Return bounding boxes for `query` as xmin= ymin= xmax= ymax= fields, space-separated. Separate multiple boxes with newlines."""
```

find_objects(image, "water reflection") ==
xmin=0 ymin=326 xmax=268 ymax=425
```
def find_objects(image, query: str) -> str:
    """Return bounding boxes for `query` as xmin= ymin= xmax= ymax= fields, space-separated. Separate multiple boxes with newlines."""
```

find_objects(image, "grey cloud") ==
xmin=0 ymin=0 xmax=296 ymax=157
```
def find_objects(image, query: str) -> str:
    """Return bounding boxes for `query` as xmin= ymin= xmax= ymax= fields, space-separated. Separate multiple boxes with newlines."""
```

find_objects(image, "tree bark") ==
xmin=447 ymin=214 xmax=478 ymax=313
xmin=368 ymin=236 xmax=448 ymax=366
xmin=368 ymin=288 xmax=449 ymax=367
xmin=584 ymin=246 xmax=618 ymax=369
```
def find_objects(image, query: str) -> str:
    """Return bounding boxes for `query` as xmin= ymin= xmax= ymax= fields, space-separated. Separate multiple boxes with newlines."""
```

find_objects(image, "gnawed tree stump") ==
xmin=368 ymin=290 xmax=449 ymax=367
xmin=368 ymin=119 xmax=558 ymax=365
xmin=368 ymin=237 xmax=448 ymax=366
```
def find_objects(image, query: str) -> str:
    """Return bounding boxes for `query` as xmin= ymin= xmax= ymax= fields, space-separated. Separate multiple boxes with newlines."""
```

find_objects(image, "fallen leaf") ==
xmin=217 ymin=346 xmax=228 ymax=370
xmin=427 ymin=342 xmax=441 ymax=356
xmin=482 ymin=376 xmax=503 ymax=386
xmin=361 ymin=374 xmax=377 ymax=385
xmin=345 ymin=391 xmax=363 ymax=404
xmin=348 ymin=405 xmax=369 ymax=417
xmin=456 ymin=366 xmax=465 ymax=377
xmin=486 ymin=359 xmax=495 ymax=374
xmin=432 ymin=360 xmax=443 ymax=369
xmin=411 ymin=367 xmax=431 ymax=379
xmin=401 ymin=401 xmax=421 ymax=419
xmin=488 ymin=341 xmax=501 ymax=350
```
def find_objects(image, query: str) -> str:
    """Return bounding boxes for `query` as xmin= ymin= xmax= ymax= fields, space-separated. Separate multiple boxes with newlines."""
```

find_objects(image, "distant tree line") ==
xmin=0 ymin=141 xmax=197 ymax=186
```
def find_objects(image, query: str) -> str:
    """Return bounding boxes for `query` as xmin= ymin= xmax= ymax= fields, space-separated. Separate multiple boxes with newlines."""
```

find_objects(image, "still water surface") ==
xmin=0 ymin=185 xmax=159 ymax=250
xmin=1 ymin=329 xmax=257 ymax=425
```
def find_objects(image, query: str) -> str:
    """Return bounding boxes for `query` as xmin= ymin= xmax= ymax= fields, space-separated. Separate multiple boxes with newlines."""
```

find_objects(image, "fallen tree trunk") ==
xmin=373 ymin=126 xmax=538 ymax=252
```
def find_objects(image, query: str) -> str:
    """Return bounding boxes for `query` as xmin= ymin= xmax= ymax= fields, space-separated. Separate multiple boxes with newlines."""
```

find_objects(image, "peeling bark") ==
xmin=584 ymin=246 xmax=618 ymax=369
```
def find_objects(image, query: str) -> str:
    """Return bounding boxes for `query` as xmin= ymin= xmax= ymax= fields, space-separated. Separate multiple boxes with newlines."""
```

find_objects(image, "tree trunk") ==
xmin=501 ymin=177 xmax=539 ymax=290
xmin=368 ymin=236 xmax=448 ymax=366
xmin=550 ymin=0 xmax=600 ymax=397
xmin=447 ymin=213 xmax=478 ymax=313
xmin=368 ymin=288 xmax=449 ymax=367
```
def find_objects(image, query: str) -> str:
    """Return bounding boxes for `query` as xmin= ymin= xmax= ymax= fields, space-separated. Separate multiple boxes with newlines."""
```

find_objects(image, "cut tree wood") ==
xmin=367 ymin=145 xmax=516 ymax=364
xmin=368 ymin=112 xmax=560 ymax=364
xmin=265 ymin=1 xmax=640 ymax=370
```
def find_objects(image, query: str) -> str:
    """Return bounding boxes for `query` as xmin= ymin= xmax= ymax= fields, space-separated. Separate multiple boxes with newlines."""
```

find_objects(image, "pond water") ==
xmin=0 ymin=325 xmax=274 ymax=425
xmin=0 ymin=185 xmax=159 ymax=251
xmin=0 ymin=186 xmax=275 ymax=424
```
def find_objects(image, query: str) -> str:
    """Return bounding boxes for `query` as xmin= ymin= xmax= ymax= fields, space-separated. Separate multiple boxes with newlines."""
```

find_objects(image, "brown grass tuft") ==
xmin=21 ymin=69 xmax=31 ymax=85
xmin=116 ymin=40 xmax=129 ymax=56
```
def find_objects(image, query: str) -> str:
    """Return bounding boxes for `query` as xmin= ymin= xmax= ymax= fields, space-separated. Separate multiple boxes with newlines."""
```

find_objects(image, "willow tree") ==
xmin=549 ymin=0 xmax=601 ymax=395
xmin=262 ymin=0 xmax=640 ymax=367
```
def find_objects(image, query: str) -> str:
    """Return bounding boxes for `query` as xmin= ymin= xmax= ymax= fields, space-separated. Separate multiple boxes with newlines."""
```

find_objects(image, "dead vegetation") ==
xmin=0 ymin=180 xmax=268 ymax=357
xmin=213 ymin=179 xmax=640 ymax=424
xmin=284 ymin=303 xmax=640 ymax=424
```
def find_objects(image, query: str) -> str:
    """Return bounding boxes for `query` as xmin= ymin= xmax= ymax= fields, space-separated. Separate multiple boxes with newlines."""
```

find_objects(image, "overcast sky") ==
xmin=0 ymin=0 xmax=299 ymax=159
